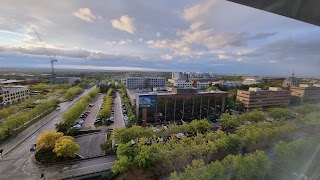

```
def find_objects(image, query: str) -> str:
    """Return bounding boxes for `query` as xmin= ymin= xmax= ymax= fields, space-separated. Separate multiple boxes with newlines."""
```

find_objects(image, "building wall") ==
xmin=236 ymin=89 xmax=290 ymax=109
xmin=290 ymin=85 xmax=320 ymax=103
xmin=136 ymin=92 xmax=228 ymax=125
xmin=126 ymin=77 xmax=166 ymax=89
xmin=0 ymin=86 xmax=30 ymax=105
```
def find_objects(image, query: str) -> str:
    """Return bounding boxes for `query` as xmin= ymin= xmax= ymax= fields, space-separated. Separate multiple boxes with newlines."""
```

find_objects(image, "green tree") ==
xmin=268 ymin=108 xmax=291 ymax=120
xmin=220 ymin=113 xmax=240 ymax=128
xmin=112 ymin=155 xmax=133 ymax=173
xmin=238 ymin=109 xmax=265 ymax=123
xmin=274 ymin=139 xmax=313 ymax=171
xmin=53 ymin=136 xmax=79 ymax=157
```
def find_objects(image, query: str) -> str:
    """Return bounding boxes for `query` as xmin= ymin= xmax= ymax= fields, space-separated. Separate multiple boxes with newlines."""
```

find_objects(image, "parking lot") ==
xmin=75 ymin=132 xmax=106 ymax=158
xmin=108 ymin=91 xmax=125 ymax=129
xmin=81 ymin=93 xmax=105 ymax=130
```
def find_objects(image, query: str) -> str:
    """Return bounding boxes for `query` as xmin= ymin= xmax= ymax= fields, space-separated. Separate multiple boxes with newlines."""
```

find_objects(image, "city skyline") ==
xmin=0 ymin=0 xmax=319 ymax=76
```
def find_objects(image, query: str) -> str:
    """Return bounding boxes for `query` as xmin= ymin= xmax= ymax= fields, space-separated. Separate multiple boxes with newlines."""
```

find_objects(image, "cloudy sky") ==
xmin=0 ymin=0 xmax=319 ymax=76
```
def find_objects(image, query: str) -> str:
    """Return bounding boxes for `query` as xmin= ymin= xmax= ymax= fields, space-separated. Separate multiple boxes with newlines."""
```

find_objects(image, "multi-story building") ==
xmin=129 ymin=88 xmax=228 ymax=126
xmin=120 ymin=79 xmax=127 ymax=84
xmin=172 ymin=72 xmax=187 ymax=80
xmin=174 ymin=82 xmax=193 ymax=88
xmin=236 ymin=87 xmax=291 ymax=110
xmin=193 ymin=81 xmax=210 ymax=89
xmin=212 ymin=80 xmax=243 ymax=87
xmin=126 ymin=77 xmax=166 ymax=89
xmin=0 ymin=86 xmax=30 ymax=105
xmin=290 ymin=84 xmax=320 ymax=103
xmin=173 ymin=81 xmax=210 ymax=89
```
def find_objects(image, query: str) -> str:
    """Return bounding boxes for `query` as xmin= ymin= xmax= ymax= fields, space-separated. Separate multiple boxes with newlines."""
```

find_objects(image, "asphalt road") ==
xmin=0 ymin=87 xmax=116 ymax=180
xmin=108 ymin=91 xmax=125 ymax=129
xmin=81 ymin=93 xmax=104 ymax=130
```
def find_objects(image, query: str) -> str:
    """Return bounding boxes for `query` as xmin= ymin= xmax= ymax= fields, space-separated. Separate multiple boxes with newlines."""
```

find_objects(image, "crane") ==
xmin=33 ymin=28 xmax=57 ymax=84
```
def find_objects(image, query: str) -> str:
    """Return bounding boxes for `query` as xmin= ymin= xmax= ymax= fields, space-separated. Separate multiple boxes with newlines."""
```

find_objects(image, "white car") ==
xmin=72 ymin=124 xmax=81 ymax=129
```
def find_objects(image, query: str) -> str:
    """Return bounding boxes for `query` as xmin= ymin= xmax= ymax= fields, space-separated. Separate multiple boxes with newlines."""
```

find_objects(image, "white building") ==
xmin=0 ymin=86 xmax=30 ymax=105
xmin=120 ymin=79 xmax=127 ymax=84
xmin=196 ymin=82 xmax=210 ymax=89
xmin=174 ymin=82 xmax=193 ymax=88
xmin=172 ymin=72 xmax=186 ymax=80
xmin=242 ymin=78 xmax=264 ymax=85
xmin=126 ymin=77 xmax=166 ymax=89
xmin=212 ymin=81 xmax=243 ymax=87
xmin=173 ymin=81 xmax=210 ymax=89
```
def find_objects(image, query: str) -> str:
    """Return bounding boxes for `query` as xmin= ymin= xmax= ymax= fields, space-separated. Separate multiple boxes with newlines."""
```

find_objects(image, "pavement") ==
xmin=81 ymin=94 xmax=104 ymax=130
xmin=0 ymin=86 xmax=117 ymax=180
xmin=108 ymin=91 xmax=125 ymax=129
xmin=76 ymin=133 xmax=106 ymax=158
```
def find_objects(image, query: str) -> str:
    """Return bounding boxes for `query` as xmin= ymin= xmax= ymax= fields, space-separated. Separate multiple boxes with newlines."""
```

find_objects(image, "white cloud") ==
xmin=217 ymin=54 xmax=230 ymax=59
xmin=105 ymin=39 xmax=132 ymax=46
xmin=161 ymin=54 xmax=173 ymax=60
xmin=182 ymin=0 xmax=216 ymax=21
xmin=111 ymin=15 xmax=136 ymax=34
xmin=156 ymin=32 xmax=161 ymax=37
xmin=72 ymin=8 xmax=96 ymax=22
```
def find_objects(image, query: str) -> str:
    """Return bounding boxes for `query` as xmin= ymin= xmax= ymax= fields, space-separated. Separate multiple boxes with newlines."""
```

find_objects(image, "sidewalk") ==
xmin=29 ymin=155 xmax=117 ymax=180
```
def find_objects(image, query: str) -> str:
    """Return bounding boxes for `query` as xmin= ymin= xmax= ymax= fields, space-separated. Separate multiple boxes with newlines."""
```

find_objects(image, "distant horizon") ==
xmin=0 ymin=67 xmax=319 ymax=79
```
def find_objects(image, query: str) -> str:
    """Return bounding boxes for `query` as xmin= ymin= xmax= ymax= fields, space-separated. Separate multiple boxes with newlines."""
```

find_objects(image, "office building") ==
xmin=236 ymin=87 xmax=291 ymax=110
xmin=0 ymin=86 xmax=30 ymax=105
xmin=129 ymin=88 xmax=228 ymax=126
xmin=172 ymin=72 xmax=187 ymax=80
xmin=126 ymin=77 xmax=166 ymax=89
xmin=212 ymin=80 xmax=243 ymax=87
xmin=290 ymin=84 xmax=320 ymax=103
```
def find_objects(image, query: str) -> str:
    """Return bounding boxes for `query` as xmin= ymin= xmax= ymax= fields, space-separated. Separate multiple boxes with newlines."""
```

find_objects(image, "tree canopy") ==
xmin=36 ymin=130 xmax=63 ymax=150
xmin=53 ymin=136 xmax=79 ymax=157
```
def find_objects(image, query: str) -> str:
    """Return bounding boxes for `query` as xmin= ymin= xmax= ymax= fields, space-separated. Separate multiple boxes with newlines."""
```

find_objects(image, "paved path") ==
xmin=81 ymin=93 xmax=104 ymax=130
xmin=109 ymin=92 xmax=125 ymax=129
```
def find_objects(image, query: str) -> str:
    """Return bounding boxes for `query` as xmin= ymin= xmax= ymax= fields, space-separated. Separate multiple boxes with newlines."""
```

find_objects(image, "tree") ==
xmin=274 ymin=139 xmax=313 ymax=171
xmin=295 ymin=103 xmax=319 ymax=115
xmin=238 ymin=109 xmax=265 ymax=123
xmin=189 ymin=119 xmax=210 ymax=133
xmin=220 ymin=113 xmax=240 ymax=128
xmin=36 ymin=130 xmax=63 ymax=150
xmin=53 ymin=136 xmax=79 ymax=157
xmin=134 ymin=145 xmax=156 ymax=170
xmin=100 ymin=139 xmax=114 ymax=155
xmin=268 ymin=108 xmax=291 ymax=120
xmin=112 ymin=155 xmax=133 ymax=173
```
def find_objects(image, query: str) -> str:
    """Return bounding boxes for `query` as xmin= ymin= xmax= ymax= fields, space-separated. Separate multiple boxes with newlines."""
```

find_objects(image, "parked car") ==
xmin=76 ymin=119 xmax=84 ymax=125
xmin=72 ymin=124 xmax=81 ymax=129
xmin=84 ymin=111 xmax=90 ymax=115
xmin=94 ymin=119 xmax=102 ymax=124
xmin=89 ymin=104 xmax=94 ymax=107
